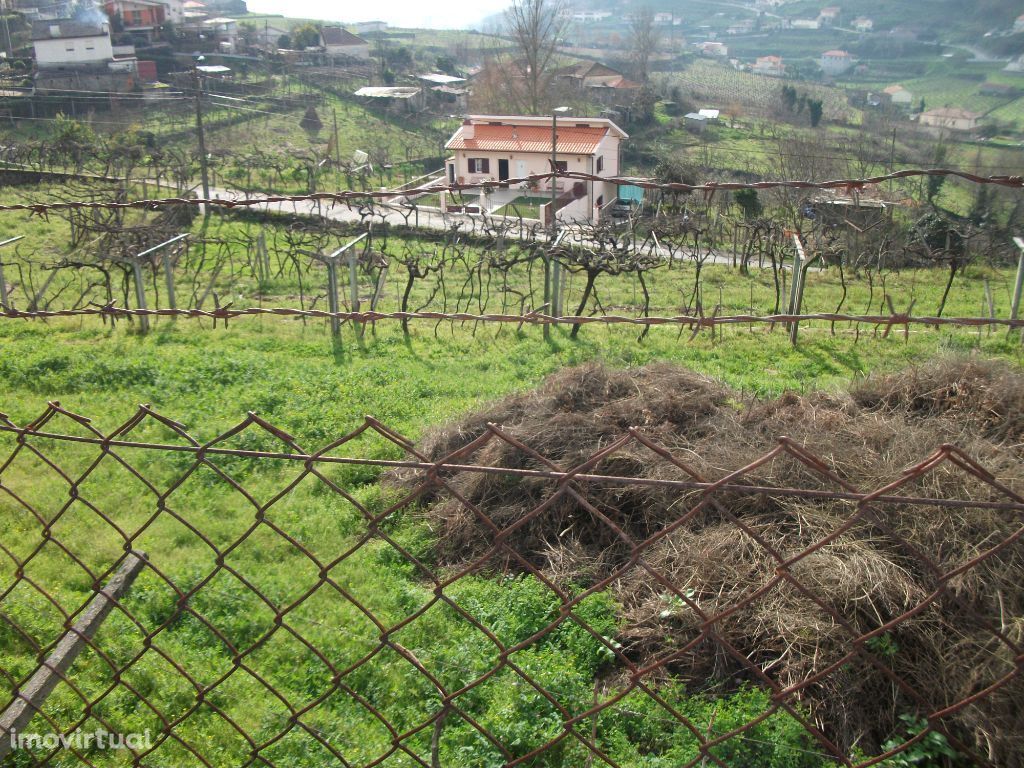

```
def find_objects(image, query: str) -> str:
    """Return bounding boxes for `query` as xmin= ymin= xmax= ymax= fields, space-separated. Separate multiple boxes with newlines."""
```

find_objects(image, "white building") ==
xmin=883 ymin=84 xmax=913 ymax=106
xmin=32 ymin=19 xmax=113 ymax=69
xmin=919 ymin=107 xmax=982 ymax=132
xmin=752 ymin=55 xmax=785 ymax=77
xmin=819 ymin=49 xmax=854 ymax=75
xmin=444 ymin=115 xmax=629 ymax=224
xmin=320 ymin=26 xmax=369 ymax=58
xmin=571 ymin=11 xmax=612 ymax=23
xmin=852 ymin=17 xmax=873 ymax=32
xmin=791 ymin=19 xmax=820 ymax=30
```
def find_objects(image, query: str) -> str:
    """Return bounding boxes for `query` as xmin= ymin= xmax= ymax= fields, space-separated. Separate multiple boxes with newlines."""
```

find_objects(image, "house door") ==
xmin=498 ymin=159 xmax=510 ymax=184
xmin=448 ymin=164 xmax=455 ymax=184
xmin=515 ymin=160 xmax=528 ymax=186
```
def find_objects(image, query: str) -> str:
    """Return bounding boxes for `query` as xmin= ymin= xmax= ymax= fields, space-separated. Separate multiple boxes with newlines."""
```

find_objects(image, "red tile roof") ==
xmin=446 ymin=123 xmax=611 ymax=154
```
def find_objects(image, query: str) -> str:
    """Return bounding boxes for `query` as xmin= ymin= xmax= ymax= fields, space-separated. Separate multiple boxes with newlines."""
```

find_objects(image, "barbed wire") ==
xmin=0 ymin=168 xmax=1020 ymax=215
xmin=0 ymin=304 xmax=1020 ymax=336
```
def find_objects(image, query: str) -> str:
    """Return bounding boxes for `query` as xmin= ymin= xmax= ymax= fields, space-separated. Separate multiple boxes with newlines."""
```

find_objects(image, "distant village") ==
xmin=0 ymin=0 xmax=1021 ymax=143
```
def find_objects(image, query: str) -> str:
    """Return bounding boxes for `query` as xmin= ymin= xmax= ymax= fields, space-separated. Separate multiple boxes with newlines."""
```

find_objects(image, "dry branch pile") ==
xmin=401 ymin=358 xmax=1024 ymax=763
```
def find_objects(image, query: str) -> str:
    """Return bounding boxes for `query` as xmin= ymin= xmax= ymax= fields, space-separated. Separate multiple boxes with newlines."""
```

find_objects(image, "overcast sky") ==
xmin=243 ymin=0 xmax=509 ymax=30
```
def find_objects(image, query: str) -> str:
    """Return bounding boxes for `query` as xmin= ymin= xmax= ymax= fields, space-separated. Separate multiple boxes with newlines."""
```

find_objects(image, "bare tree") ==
xmin=628 ymin=6 xmax=661 ymax=83
xmin=505 ymin=0 xmax=568 ymax=115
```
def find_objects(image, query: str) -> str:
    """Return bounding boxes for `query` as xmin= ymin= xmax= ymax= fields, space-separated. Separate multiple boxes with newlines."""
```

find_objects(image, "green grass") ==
xmin=13 ymin=316 xmax=1012 ymax=765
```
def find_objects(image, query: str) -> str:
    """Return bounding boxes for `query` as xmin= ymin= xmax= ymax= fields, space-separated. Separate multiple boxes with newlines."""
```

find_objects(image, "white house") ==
xmin=882 ymin=84 xmax=913 ymax=106
xmin=818 ymin=6 xmax=841 ymax=26
xmin=571 ymin=11 xmax=612 ymax=23
xmin=853 ymin=17 xmax=873 ymax=32
xmin=1014 ymin=14 xmax=1024 ymax=33
xmin=752 ymin=55 xmax=785 ymax=77
xmin=320 ymin=26 xmax=369 ymax=58
xmin=444 ymin=115 xmax=628 ymax=223
xmin=202 ymin=17 xmax=236 ymax=52
xmin=32 ymin=19 xmax=113 ymax=69
xmin=791 ymin=19 xmax=820 ymax=30
xmin=819 ymin=49 xmax=854 ymax=75
xmin=919 ymin=107 xmax=982 ymax=132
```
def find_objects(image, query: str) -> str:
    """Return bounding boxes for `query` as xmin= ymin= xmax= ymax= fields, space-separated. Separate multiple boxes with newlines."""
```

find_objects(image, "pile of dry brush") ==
xmin=397 ymin=358 xmax=1024 ymax=764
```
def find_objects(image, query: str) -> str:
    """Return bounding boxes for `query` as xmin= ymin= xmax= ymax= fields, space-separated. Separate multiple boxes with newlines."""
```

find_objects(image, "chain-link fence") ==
xmin=0 ymin=405 xmax=1021 ymax=767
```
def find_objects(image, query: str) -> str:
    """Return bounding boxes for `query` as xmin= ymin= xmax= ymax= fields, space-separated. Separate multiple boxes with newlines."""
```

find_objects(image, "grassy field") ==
xmin=1 ymin=304 xmax=1021 ymax=766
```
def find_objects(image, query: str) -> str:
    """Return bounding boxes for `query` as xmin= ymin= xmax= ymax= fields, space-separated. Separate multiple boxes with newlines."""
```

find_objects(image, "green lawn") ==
xmin=14 ymin=316 xmax=1016 ymax=765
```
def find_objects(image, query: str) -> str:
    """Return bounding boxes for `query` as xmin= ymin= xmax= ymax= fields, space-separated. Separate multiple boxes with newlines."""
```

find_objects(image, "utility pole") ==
xmin=192 ymin=64 xmax=210 ymax=201
xmin=548 ymin=106 xmax=571 ymax=335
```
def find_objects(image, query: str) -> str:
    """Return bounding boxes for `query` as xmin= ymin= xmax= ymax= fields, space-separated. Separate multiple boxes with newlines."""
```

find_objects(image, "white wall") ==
xmin=326 ymin=43 xmax=370 ymax=59
xmin=453 ymin=139 xmax=622 ymax=222
xmin=34 ymin=35 xmax=113 ymax=68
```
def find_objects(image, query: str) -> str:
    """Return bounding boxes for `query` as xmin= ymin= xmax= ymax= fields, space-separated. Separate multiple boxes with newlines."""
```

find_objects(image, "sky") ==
xmin=242 ymin=0 xmax=510 ymax=30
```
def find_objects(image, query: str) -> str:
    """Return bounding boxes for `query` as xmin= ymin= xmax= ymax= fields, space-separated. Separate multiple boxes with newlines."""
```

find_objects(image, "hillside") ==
xmin=643 ymin=0 xmax=1024 ymax=49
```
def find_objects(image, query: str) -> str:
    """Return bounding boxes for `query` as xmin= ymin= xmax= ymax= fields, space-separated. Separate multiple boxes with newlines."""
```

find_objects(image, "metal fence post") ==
xmin=130 ymin=259 xmax=149 ymax=334
xmin=1011 ymin=237 xmax=1024 ymax=324
xmin=326 ymin=259 xmax=340 ymax=337
xmin=789 ymin=234 xmax=806 ymax=346
xmin=0 ymin=235 xmax=24 ymax=308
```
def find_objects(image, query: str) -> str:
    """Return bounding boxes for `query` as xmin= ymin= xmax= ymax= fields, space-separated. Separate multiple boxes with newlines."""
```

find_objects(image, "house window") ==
xmin=596 ymin=155 xmax=604 ymax=173
xmin=468 ymin=158 xmax=490 ymax=174
xmin=554 ymin=161 xmax=568 ymax=173
xmin=65 ymin=44 xmax=75 ymax=51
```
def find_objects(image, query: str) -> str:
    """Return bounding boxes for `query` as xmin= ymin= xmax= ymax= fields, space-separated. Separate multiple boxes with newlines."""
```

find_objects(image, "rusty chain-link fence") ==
xmin=0 ymin=404 xmax=1021 ymax=767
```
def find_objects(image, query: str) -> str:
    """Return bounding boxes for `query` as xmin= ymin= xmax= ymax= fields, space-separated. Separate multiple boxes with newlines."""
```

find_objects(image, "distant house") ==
xmin=554 ymin=61 xmax=641 ymax=100
xmin=919 ymin=107 xmax=982 ymax=132
xmin=852 ymin=17 xmax=873 ymax=32
xmin=444 ymin=115 xmax=628 ymax=223
xmin=32 ymin=19 xmax=114 ymax=69
xmin=571 ymin=11 xmax=612 ymax=23
xmin=1014 ymin=14 xmax=1024 ymax=33
xmin=698 ymin=41 xmax=728 ymax=57
xmin=791 ymin=19 xmax=820 ymax=30
xmin=555 ymin=61 xmax=625 ymax=88
xmin=202 ymin=16 xmax=236 ymax=52
xmin=819 ymin=49 xmax=854 ymax=75
xmin=684 ymin=112 xmax=710 ymax=132
xmin=883 ymin=84 xmax=913 ymax=106
xmin=653 ymin=12 xmax=679 ymax=25
xmin=103 ymin=0 xmax=165 ymax=38
xmin=1004 ymin=54 xmax=1024 ymax=73
xmin=818 ymin=6 xmax=841 ymax=26
xmin=752 ymin=55 xmax=785 ymax=77
xmin=320 ymin=26 xmax=369 ymax=58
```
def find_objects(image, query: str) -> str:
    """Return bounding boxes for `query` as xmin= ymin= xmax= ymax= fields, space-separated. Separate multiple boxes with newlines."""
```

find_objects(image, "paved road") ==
xmin=206 ymin=186 xmax=758 ymax=269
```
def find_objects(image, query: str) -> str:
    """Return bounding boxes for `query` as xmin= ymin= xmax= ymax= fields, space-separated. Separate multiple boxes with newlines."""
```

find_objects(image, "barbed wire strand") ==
xmin=0 ymin=168 xmax=1019 ymax=215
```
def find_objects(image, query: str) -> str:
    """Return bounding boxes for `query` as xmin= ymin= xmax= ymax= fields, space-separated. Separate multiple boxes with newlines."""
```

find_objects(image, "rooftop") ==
xmin=321 ymin=26 xmax=367 ymax=47
xmin=921 ymin=107 xmax=982 ymax=119
xmin=446 ymin=116 xmax=627 ymax=155
xmin=354 ymin=86 xmax=420 ymax=99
